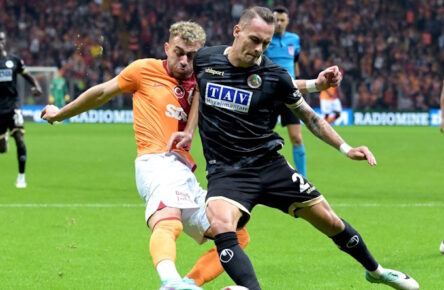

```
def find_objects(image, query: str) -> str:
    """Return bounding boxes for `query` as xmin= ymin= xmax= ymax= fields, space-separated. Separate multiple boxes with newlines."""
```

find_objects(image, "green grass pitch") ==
xmin=0 ymin=123 xmax=443 ymax=289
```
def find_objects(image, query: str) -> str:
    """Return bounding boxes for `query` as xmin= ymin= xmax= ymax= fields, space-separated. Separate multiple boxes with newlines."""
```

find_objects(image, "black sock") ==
xmin=215 ymin=232 xmax=261 ymax=290
xmin=14 ymin=133 xmax=26 ymax=174
xmin=17 ymin=143 xmax=26 ymax=173
xmin=331 ymin=219 xmax=379 ymax=271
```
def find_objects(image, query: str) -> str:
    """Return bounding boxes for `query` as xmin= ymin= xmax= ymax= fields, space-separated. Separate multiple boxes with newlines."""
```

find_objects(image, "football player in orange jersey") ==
xmin=41 ymin=21 xmax=250 ymax=290
xmin=320 ymin=86 xmax=343 ymax=124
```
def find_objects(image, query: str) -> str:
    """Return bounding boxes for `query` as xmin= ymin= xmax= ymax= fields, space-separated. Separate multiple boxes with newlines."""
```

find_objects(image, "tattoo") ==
xmin=291 ymin=102 xmax=320 ymax=135
xmin=289 ymin=100 xmax=343 ymax=148
xmin=308 ymin=111 xmax=322 ymax=136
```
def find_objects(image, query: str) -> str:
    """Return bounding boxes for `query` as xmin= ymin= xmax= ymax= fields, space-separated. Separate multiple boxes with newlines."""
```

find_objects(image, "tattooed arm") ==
xmin=287 ymin=99 xmax=377 ymax=165
xmin=289 ymin=100 xmax=344 ymax=149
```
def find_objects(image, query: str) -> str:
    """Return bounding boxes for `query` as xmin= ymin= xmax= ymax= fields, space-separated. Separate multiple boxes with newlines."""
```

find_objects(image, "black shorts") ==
xmin=271 ymin=102 xmax=300 ymax=128
xmin=206 ymin=155 xmax=324 ymax=228
xmin=0 ymin=110 xmax=25 ymax=137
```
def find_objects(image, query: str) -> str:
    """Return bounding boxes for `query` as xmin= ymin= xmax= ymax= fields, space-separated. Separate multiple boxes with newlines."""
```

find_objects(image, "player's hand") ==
xmin=440 ymin=120 xmax=444 ymax=134
xmin=347 ymin=146 xmax=377 ymax=166
xmin=40 ymin=105 xmax=60 ymax=124
xmin=31 ymin=86 xmax=42 ymax=97
xmin=316 ymin=66 xmax=342 ymax=91
xmin=167 ymin=131 xmax=193 ymax=152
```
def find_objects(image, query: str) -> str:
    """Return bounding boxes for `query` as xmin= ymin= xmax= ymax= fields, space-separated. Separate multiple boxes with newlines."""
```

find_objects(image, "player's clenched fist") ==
xmin=316 ymin=66 xmax=342 ymax=91
xmin=40 ymin=105 xmax=60 ymax=124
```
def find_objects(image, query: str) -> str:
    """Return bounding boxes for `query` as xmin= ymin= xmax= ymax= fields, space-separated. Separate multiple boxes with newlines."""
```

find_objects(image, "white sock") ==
xmin=156 ymin=259 xmax=181 ymax=282
xmin=369 ymin=264 xmax=385 ymax=278
xmin=17 ymin=173 xmax=25 ymax=180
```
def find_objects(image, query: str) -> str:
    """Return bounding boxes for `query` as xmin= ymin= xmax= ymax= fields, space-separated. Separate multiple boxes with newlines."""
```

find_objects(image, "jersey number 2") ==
xmin=292 ymin=173 xmax=311 ymax=193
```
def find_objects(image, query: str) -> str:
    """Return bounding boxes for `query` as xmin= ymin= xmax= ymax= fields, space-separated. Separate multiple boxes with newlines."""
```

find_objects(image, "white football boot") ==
xmin=365 ymin=268 xmax=419 ymax=290
xmin=15 ymin=173 xmax=27 ymax=188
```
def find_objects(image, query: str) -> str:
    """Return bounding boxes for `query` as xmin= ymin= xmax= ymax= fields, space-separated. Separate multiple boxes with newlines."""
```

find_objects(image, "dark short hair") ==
xmin=273 ymin=5 xmax=289 ymax=15
xmin=239 ymin=6 xmax=275 ymax=26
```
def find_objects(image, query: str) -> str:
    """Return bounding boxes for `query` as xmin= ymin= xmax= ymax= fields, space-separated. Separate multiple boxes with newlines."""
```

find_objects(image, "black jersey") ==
xmin=194 ymin=45 xmax=304 ymax=174
xmin=0 ymin=53 xmax=25 ymax=114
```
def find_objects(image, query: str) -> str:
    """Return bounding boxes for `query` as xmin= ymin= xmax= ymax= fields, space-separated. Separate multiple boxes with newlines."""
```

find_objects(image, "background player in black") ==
xmin=171 ymin=6 xmax=419 ymax=290
xmin=0 ymin=31 xmax=42 ymax=188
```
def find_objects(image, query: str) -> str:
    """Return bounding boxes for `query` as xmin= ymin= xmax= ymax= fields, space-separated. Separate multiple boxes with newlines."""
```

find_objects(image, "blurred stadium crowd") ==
xmin=1 ymin=0 xmax=443 ymax=110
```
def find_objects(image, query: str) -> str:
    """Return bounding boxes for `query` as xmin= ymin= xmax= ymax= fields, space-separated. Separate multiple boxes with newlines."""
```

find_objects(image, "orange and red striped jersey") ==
xmin=117 ymin=58 xmax=196 ymax=170
xmin=320 ymin=87 xmax=338 ymax=101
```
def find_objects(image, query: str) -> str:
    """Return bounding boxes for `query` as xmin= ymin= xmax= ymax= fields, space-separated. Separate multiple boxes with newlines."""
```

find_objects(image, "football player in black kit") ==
xmin=0 ymin=32 xmax=42 ymax=188
xmin=170 ymin=6 xmax=419 ymax=290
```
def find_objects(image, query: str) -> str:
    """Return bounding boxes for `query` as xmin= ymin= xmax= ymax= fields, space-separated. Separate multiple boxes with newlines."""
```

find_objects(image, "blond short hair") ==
xmin=169 ymin=21 xmax=206 ymax=46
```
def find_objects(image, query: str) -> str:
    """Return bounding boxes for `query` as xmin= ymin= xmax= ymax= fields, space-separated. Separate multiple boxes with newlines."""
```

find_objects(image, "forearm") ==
xmin=293 ymin=79 xmax=318 ymax=94
xmin=22 ymin=73 xmax=41 ymax=89
xmin=55 ymin=83 xmax=113 ymax=121
xmin=289 ymin=100 xmax=345 ymax=149
xmin=184 ymin=91 xmax=199 ymax=135
xmin=166 ymin=91 xmax=200 ymax=151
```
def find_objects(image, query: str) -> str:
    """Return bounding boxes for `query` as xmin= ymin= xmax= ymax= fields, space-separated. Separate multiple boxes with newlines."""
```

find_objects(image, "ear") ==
xmin=233 ymin=24 xmax=240 ymax=38
xmin=164 ymin=42 xmax=169 ymax=56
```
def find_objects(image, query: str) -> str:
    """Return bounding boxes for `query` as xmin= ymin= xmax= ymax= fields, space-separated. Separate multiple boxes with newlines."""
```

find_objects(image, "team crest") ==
xmin=173 ymin=85 xmax=185 ymax=98
xmin=5 ymin=60 xmax=14 ymax=68
xmin=288 ymin=45 xmax=295 ymax=56
xmin=247 ymin=74 xmax=262 ymax=89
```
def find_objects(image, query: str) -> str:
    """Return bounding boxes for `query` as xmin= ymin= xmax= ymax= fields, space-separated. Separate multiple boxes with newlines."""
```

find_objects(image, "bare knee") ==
xmin=147 ymin=207 xmax=181 ymax=230
xmin=287 ymin=125 xmax=303 ymax=146
xmin=208 ymin=216 xmax=237 ymax=234
xmin=321 ymin=210 xmax=344 ymax=235
xmin=206 ymin=200 xmax=241 ymax=234
xmin=297 ymin=201 xmax=345 ymax=236
xmin=290 ymin=133 xmax=303 ymax=146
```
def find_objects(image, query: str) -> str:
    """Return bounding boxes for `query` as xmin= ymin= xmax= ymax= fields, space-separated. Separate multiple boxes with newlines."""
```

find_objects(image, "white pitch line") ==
xmin=0 ymin=203 xmax=145 ymax=208
xmin=332 ymin=202 xmax=443 ymax=208
xmin=0 ymin=203 xmax=442 ymax=208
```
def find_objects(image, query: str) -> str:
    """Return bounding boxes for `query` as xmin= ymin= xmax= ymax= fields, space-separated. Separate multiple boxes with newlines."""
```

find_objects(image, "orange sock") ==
xmin=186 ymin=227 xmax=250 ymax=286
xmin=149 ymin=219 xmax=183 ymax=267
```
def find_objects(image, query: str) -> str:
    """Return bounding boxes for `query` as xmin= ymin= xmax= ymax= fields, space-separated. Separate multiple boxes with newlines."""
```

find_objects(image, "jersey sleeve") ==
xmin=277 ymin=71 xmax=304 ymax=109
xmin=117 ymin=59 xmax=142 ymax=93
xmin=17 ymin=57 xmax=25 ymax=74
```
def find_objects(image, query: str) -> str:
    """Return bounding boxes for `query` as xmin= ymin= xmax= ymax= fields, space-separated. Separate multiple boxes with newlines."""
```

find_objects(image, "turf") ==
xmin=0 ymin=123 xmax=443 ymax=289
